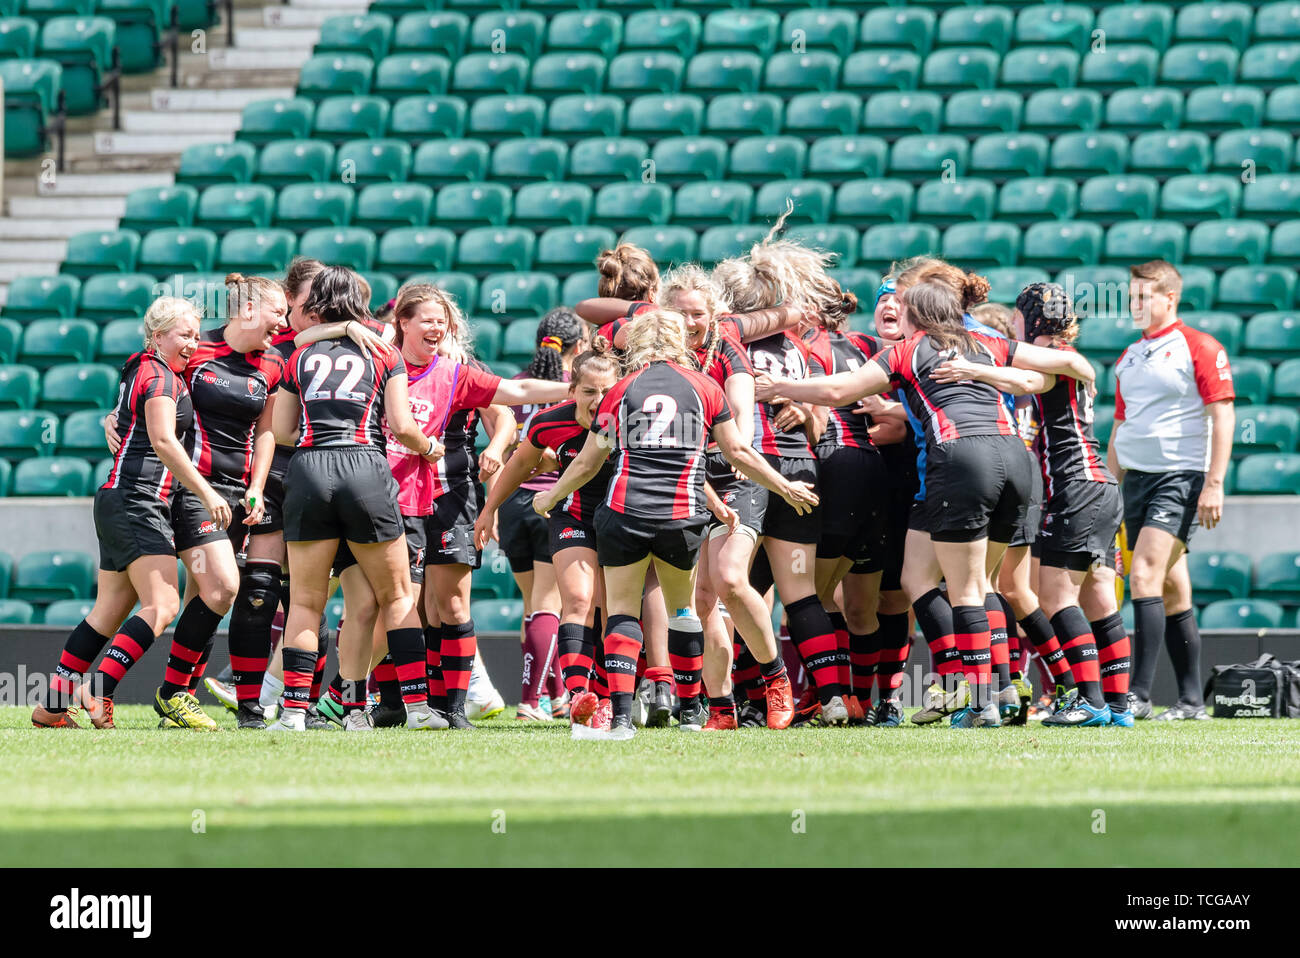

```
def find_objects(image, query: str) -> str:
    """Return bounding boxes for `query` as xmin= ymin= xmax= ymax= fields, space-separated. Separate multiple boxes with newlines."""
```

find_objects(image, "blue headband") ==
xmin=874 ymin=278 xmax=896 ymax=308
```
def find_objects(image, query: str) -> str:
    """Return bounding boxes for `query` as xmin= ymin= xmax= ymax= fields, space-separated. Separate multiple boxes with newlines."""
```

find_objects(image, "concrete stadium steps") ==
xmin=0 ymin=218 xmax=120 ymax=240
xmin=148 ymin=87 xmax=296 ymax=112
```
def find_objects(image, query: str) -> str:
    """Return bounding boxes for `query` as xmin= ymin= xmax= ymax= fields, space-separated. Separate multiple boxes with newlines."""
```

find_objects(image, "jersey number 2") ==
xmin=640 ymin=394 xmax=679 ymax=448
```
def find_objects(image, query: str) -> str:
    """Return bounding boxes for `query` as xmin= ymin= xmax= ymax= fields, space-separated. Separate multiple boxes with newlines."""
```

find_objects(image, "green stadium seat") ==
xmin=12 ymin=455 xmax=89 ymax=495
xmin=435 ymin=182 xmax=510 ymax=229
xmin=672 ymin=181 xmax=752 ymax=228
xmin=806 ymin=136 xmax=887 ymax=187
xmin=888 ymin=134 xmax=967 ymax=183
xmin=411 ymin=138 xmax=489 ymax=186
xmin=312 ymin=94 xmax=390 ymax=143
xmin=316 ymin=13 xmax=392 ymax=61
xmin=1256 ymin=2 xmax=1300 ymax=41
xmin=625 ymin=94 xmax=702 ymax=138
xmin=545 ymin=94 xmax=624 ymax=141
xmin=764 ymin=51 xmax=840 ymax=97
xmin=40 ymin=597 xmax=93 ymax=626
xmin=1235 ymin=453 xmax=1300 ymax=494
xmin=1048 ymin=131 xmax=1128 ymax=178
xmin=566 ymin=137 xmax=647 ymax=186
xmin=1200 ymin=598 xmax=1285 ymax=630
xmin=778 ymin=10 xmax=855 ymax=58
xmin=452 ymin=52 xmax=528 ymax=99
xmin=1160 ymin=44 xmax=1239 ymax=88
xmin=783 ymin=224 xmax=857 ymax=267
xmin=297 ymin=54 xmax=373 ymax=101
xmin=1076 ymin=314 xmax=1139 ymax=359
xmin=407 ymin=271 xmax=477 ymax=311
xmin=1104 ymin=87 xmax=1183 ymax=134
xmin=606 ymin=52 xmax=684 ymax=97
xmin=0 ymin=599 xmax=34 ymax=623
xmin=684 ymin=50 xmax=763 ymax=96
xmin=622 ymin=9 xmax=697 ymax=54
xmin=334 ymin=138 xmax=410 ymax=184
xmin=1090 ymin=401 xmax=1116 ymax=446
xmin=728 ymin=135 xmax=806 ymax=184
xmin=478 ymin=272 xmax=559 ymax=319
xmin=1176 ymin=2 xmax=1252 ymax=47
xmin=913 ymin=178 xmax=995 ymax=223
xmin=1214 ymin=129 xmax=1293 ymax=176
xmin=176 ymin=141 xmax=256 ymax=188
xmin=1265 ymin=83 xmax=1300 ymax=127
xmin=120 ymin=185 xmax=198 ymax=232
xmin=274 ymin=183 xmax=353 ymax=232
xmin=1217 ymin=266 xmax=1296 ymax=313
xmin=1014 ymin=4 xmax=1093 ymax=52
xmin=841 ymin=50 xmax=922 ymax=96
xmin=38 ymin=16 xmax=114 ymax=115
xmin=546 ymin=10 xmax=621 ymax=57
xmin=996 ymin=177 xmax=1077 ymax=225
xmin=1159 ymin=174 xmax=1242 ymax=223
xmin=645 ymin=134 xmax=725 ymax=184
xmin=829 ymin=267 xmax=882 ymax=310
xmin=96 ymin=318 xmax=143 ymax=365
xmin=937 ymin=6 xmax=1011 ymax=52
xmin=535 ymin=225 xmax=617 ymax=273
xmin=1104 ymin=220 xmax=1187 ymax=264
xmin=195 ymin=184 xmax=275 ymax=236
xmin=1241 ymin=173 xmax=1300 ymax=224
xmin=698 ymin=225 xmax=768 ymax=264
xmin=469 ymin=319 xmax=501 ymax=362
xmin=355 ymin=183 xmax=433 ymax=231
xmin=0 ymin=319 xmax=18 ymax=366
xmin=363 ymin=272 xmax=398 ymax=312
xmin=1021 ymin=88 xmax=1101 ymax=136
xmin=1225 ymin=355 xmax=1271 ymax=405
xmin=1078 ymin=174 xmax=1159 ymax=224
xmin=862 ymin=92 xmax=941 ymax=139
xmin=982 ymin=266 xmax=1049 ymax=305
xmin=1252 ymin=551 xmax=1300 ymax=604
xmin=0 ymin=364 xmax=38 ymax=408
xmin=490 ymin=137 xmax=567 ymax=185
xmin=858 ymin=6 xmax=934 ymax=54
xmin=138 ymin=227 xmax=217 ymax=276
xmin=1186 ymin=219 xmax=1269 ymax=268
xmin=833 ymin=179 xmax=912 ymax=226
xmin=943 ymin=89 xmax=1022 ymax=136
xmin=469 ymin=11 xmax=544 ymax=60
xmin=1179 ymin=265 xmax=1218 ymax=311
xmin=455 ymin=226 xmax=535 ymax=274
xmin=237 ymin=97 xmax=314 ymax=147
xmin=0 ymin=409 xmax=56 ymax=459
xmin=861 ymin=224 xmax=941 ymax=264
xmin=1129 ymin=131 xmax=1211 ymax=177
xmin=4 ymin=274 xmax=79 ymax=320
xmin=969 ymin=132 xmax=1048 ymax=180
xmin=1270 ymin=357 xmax=1300 ymax=404
xmin=1270 ymin=220 xmax=1300 ymax=266
xmin=1232 ymin=404 xmax=1300 ymax=457
xmin=1079 ymin=44 xmax=1159 ymax=91
xmin=529 ymin=52 xmax=606 ymax=99
xmin=1187 ymin=550 xmax=1252 ymax=602
xmin=20 ymin=318 xmax=95 ymax=369
xmin=702 ymin=9 xmax=778 ymax=56
xmin=941 ymin=221 xmax=1019 ymax=270
xmin=559 ymin=271 xmax=596 ymax=306
xmin=9 ymin=549 xmax=94 ymax=602
xmin=591 ymin=182 xmax=671 ymax=228
xmin=1240 ymin=42 xmax=1300 ymax=88
xmin=999 ymin=46 xmax=1080 ymax=92
xmin=388 ymin=95 xmax=467 ymax=142
xmin=1179 ymin=312 xmax=1243 ymax=357
xmin=256 ymin=139 xmax=334 ymax=188
xmin=470 ymin=598 xmax=523 ymax=632
xmin=755 ymin=179 xmax=833 ymax=224
xmin=77 ymin=273 xmax=153 ymax=323
xmin=921 ymin=46 xmax=999 ymax=93
xmin=0 ymin=57 xmax=62 ymax=157
xmin=60 ymin=229 xmax=139 ymax=278
xmin=704 ymin=92 xmax=782 ymax=138
xmin=512 ymin=182 xmax=593 ymax=229
xmin=1184 ymin=85 xmax=1265 ymax=132
xmin=619 ymin=225 xmax=698 ymax=268
xmin=41 ymin=362 xmax=115 ymax=414
xmin=500 ymin=316 xmax=539 ymax=361
xmin=393 ymin=12 xmax=468 ymax=58
xmin=0 ymin=17 xmax=38 ymax=59
xmin=783 ymin=92 xmax=859 ymax=138
xmin=298 ymin=228 xmax=377 ymax=272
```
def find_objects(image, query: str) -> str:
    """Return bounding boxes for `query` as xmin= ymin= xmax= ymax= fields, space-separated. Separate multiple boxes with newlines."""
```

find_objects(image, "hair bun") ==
xmin=224 ymin=272 xmax=245 ymax=285
xmin=842 ymin=290 xmax=858 ymax=312
xmin=590 ymin=335 xmax=611 ymax=354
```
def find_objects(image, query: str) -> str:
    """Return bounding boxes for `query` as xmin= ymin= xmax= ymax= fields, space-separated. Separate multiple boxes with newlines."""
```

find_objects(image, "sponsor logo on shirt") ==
xmin=199 ymin=372 xmax=231 ymax=388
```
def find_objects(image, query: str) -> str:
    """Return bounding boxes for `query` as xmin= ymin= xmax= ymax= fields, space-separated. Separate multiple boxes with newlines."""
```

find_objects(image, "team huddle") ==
xmin=28 ymin=216 xmax=1234 ymax=737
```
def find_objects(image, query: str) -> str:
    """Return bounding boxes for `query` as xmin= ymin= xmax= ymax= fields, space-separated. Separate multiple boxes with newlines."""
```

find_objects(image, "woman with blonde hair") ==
xmin=33 ymin=297 xmax=232 ymax=729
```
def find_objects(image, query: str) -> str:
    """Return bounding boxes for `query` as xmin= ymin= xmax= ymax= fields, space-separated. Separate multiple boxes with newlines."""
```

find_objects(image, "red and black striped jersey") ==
xmin=103 ymin=351 xmax=193 ymax=501
xmin=747 ymin=330 xmax=820 ymax=459
xmin=1032 ymin=347 xmax=1114 ymax=496
xmin=597 ymin=300 xmax=654 ymax=352
xmin=873 ymin=331 xmax=1018 ymax=447
xmin=695 ymin=316 xmax=753 ymax=390
xmin=593 ymin=360 xmax=733 ymax=520
xmin=803 ymin=327 xmax=878 ymax=452
xmin=183 ymin=327 xmax=287 ymax=487
xmin=526 ymin=400 xmax=614 ymax=524
xmin=282 ymin=338 xmax=405 ymax=449
xmin=267 ymin=327 xmax=298 ymax=481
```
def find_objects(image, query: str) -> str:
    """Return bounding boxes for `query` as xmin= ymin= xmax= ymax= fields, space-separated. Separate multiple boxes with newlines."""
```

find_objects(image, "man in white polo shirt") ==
xmin=1106 ymin=260 xmax=1235 ymax=721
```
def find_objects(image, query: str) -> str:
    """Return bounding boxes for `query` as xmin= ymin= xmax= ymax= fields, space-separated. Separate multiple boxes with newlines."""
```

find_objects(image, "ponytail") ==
xmin=524 ymin=306 xmax=585 ymax=381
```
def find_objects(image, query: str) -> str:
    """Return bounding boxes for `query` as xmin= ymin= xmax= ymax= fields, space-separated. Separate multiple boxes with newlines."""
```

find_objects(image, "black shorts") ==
xmin=427 ymin=481 xmax=482 ymax=569
xmin=869 ymin=450 xmax=918 ymax=585
xmin=172 ymin=482 xmax=248 ymax=553
xmin=1122 ymin=469 xmax=1205 ymax=547
xmin=94 ymin=485 xmax=176 ymax=572
xmin=1038 ymin=479 xmax=1123 ymax=572
xmin=549 ymin=511 xmax=597 ymax=554
xmin=333 ymin=513 xmax=425 ymax=581
xmin=760 ymin=454 xmax=821 ymax=545
xmin=252 ymin=458 xmax=288 ymax=536
xmin=705 ymin=450 xmax=768 ymax=535
xmin=926 ymin=435 xmax=1034 ymax=544
xmin=907 ymin=497 xmax=931 ymax=534
xmin=816 ymin=445 xmax=889 ymax=571
xmin=1008 ymin=450 xmax=1043 ymax=549
xmin=498 ymin=484 xmax=551 ymax=572
xmin=594 ymin=504 xmax=710 ymax=571
xmin=283 ymin=447 xmax=404 ymax=545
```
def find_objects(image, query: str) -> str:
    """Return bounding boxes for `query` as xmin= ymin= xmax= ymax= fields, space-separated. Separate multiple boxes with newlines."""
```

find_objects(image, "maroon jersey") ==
xmin=282 ymin=338 xmax=406 ymax=448
xmin=268 ymin=327 xmax=299 ymax=480
xmin=593 ymin=360 xmax=733 ymax=520
xmin=526 ymin=400 xmax=614 ymax=524
xmin=183 ymin=327 xmax=287 ymax=487
xmin=104 ymin=351 xmax=193 ymax=501
xmin=873 ymin=331 xmax=1018 ymax=447
xmin=512 ymin=369 xmax=568 ymax=494
xmin=747 ymin=330 xmax=819 ymax=459
xmin=803 ymin=327 xmax=877 ymax=452
xmin=1032 ymin=346 xmax=1114 ymax=496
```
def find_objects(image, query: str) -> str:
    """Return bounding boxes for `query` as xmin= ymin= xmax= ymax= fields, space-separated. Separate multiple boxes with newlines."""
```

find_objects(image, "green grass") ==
xmin=3 ymin=705 xmax=1299 ymax=867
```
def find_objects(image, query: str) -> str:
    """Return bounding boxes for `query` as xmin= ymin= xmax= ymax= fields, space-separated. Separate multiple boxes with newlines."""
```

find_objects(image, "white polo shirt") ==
xmin=1112 ymin=319 xmax=1235 ymax=474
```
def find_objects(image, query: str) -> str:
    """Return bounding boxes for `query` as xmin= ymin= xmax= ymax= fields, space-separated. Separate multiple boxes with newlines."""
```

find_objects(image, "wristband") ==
xmin=426 ymin=437 xmax=437 ymax=456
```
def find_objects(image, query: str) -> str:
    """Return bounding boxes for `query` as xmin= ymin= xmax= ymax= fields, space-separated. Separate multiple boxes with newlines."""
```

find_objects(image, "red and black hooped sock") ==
xmin=758 ymin=653 xmax=787 ymax=684
xmin=985 ymin=594 xmax=1011 ymax=691
xmin=340 ymin=678 xmax=367 ymax=716
xmin=1018 ymin=608 xmax=1075 ymax=689
xmin=996 ymin=594 xmax=1023 ymax=679
xmin=47 ymin=619 xmax=111 ymax=710
xmin=373 ymin=655 xmax=401 ymax=708
xmin=441 ymin=620 xmax=477 ymax=712
xmin=952 ymin=605 xmax=992 ymax=708
xmin=557 ymin=622 xmax=593 ymax=695
xmin=784 ymin=594 xmax=841 ymax=704
xmin=733 ymin=636 xmax=765 ymax=701
xmin=592 ymin=633 xmax=609 ymax=698
xmin=709 ymin=693 xmax=735 ymax=721
xmin=603 ymin=614 xmax=643 ymax=720
xmin=282 ymin=646 xmax=317 ymax=711
xmin=389 ymin=627 xmax=430 ymax=707
xmin=187 ymin=633 xmax=218 ymax=693
xmin=1050 ymin=607 xmax=1104 ymax=708
xmin=1092 ymin=612 xmax=1132 ymax=710
xmin=913 ymin=588 xmax=961 ymax=686
xmin=849 ymin=629 xmax=880 ymax=703
xmin=667 ymin=613 xmax=704 ymax=702
xmin=875 ymin=611 xmax=912 ymax=700
xmin=423 ymin=625 xmax=446 ymax=711
xmin=326 ymin=672 xmax=343 ymax=710
xmin=229 ymin=559 xmax=280 ymax=707
xmin=308 ymin=614 xmax=330 ymax=703
xmin=159 ymin=596 xmax=222 ymax=699
xmin=827 ymin=610 xmax=852 ymax=694
xmin=95 ymin=615 xmax=158 ymax=699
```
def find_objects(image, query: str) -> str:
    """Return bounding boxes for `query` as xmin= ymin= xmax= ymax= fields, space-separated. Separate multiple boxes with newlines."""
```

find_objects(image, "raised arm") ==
xmin=575 ymin=298 xmax=633 ymax=326
xmin=1011 ymin=342 xmax=1095 ymax=384
xmin=735 ymin=306 xmax=804 ymax=343
xmin=491 ymin=377 xmax=571 ymax=408
xmin=753 ymin=361 xmax=891 ymax=408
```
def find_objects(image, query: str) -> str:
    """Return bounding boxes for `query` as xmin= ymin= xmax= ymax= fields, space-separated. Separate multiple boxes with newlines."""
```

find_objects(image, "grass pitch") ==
xmin=2 ymin=705 xmax=1298 ymax=867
